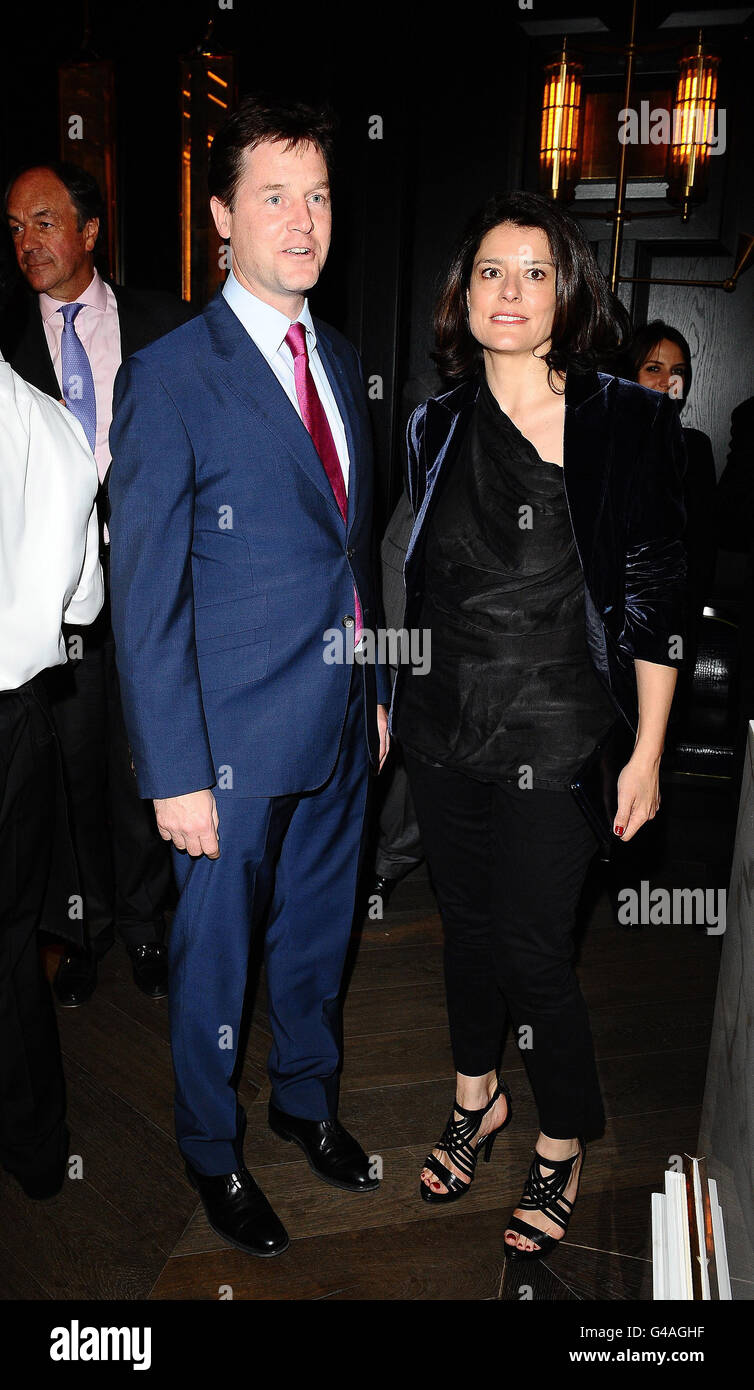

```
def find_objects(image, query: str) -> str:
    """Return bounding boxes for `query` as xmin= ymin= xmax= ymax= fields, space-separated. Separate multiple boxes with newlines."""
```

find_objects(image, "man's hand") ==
xmin=377 ymin=703 xmax=390 ymax=772
xmin=154 ymin=789 xmax=220 ymax=858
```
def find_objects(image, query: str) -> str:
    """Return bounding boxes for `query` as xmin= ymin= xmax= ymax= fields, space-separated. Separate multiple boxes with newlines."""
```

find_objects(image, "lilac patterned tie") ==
xmin=285 ymin=322 xmax=362 ymax=642
xmin=59 ymin=302 xmax=97 ymax=453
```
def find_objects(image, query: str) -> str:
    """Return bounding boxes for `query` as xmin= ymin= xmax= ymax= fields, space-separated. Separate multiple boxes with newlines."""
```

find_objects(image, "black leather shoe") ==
xmin=53 ymin=949 xmax=97 ymax=1007
xmin=369 ymin=874 xmax=400 ymax=910
xmin=268 ymin=1102 xmax=380 ymax=1193
xmin=15 ymin=1157 xmax=67 ymax=1200
xmin=128 ymin=942 xmax=168 ymax=998
xmin=184 ymin=1161 xmax=289 ymax=1258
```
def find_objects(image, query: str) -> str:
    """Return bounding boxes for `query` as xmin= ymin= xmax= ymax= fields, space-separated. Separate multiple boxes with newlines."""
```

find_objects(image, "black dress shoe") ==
xmin=184 ymin=1161 xmax=289 ymax=1258
xmin=268 ymin=1102 xmax=380 ymax=1193
xmin=369 ymin=874 xmax=401 ymax=910
xmin=128 ymin=942 xmax=168 ymax=998
xmin=14 ymin=1157 xmax=67 ymax=1200
xmin=53 ymin=949 xmax=97 ymax=1007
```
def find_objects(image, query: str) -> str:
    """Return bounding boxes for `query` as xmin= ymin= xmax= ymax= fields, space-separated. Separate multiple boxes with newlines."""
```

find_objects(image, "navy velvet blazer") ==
xmin=108 ymin=289 xmax=388 ymax=801
xmin=390 ymin=369 xmax=687 ymax=737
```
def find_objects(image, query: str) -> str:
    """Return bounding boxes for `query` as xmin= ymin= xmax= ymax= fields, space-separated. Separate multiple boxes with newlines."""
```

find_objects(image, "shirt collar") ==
xmin=222 ymin=268 xmax=316 ymax=356
xmin=39 ymin=268 xmax=108 ymax=324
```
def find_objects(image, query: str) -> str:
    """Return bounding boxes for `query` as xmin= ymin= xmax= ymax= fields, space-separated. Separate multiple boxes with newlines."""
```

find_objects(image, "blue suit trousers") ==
xmin=169 ymin=668 xmax=369 ymax=1176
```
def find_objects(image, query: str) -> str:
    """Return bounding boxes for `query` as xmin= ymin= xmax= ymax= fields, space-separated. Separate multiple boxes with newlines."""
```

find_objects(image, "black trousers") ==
xmin=404 ymin=751 xmax=605 ymax=1141
xmin=43 ymin=611 xmax=174 ymax=955
xmin=0 ymin=682 xmax=68 ymax=1180
xmin=375 ymin=741 xmax=424 ymax=879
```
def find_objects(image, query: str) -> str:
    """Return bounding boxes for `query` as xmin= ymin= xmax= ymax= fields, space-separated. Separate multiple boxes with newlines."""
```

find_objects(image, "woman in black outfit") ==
xmin=390 ymin=192 xmax=687 ymax=1261
xmin=625 ymin=320 xmax=716 ymax=620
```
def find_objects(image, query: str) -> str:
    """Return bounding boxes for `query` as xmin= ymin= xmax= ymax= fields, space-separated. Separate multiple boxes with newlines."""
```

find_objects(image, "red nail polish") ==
xmin=615 ymin=825 xmax=624 ymax=837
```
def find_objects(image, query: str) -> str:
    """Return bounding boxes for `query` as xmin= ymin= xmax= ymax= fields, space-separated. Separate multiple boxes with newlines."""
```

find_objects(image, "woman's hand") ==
xmin=613 ymin=748 xmax=661 ymax=842
xmin=614 ymin=657 xmax=678 ymax=841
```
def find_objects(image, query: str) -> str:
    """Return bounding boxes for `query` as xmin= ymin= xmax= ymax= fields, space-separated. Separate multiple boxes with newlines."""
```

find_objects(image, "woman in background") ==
xmin=625 ymin=320 xmax=716 ymax=620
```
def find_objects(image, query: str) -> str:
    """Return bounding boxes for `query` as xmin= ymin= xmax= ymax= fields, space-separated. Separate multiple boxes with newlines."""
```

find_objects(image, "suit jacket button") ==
xmin=346 ymin=546 xmax=354 ymax=558
xmin=342 ymin=615 xmax=355 ymax=628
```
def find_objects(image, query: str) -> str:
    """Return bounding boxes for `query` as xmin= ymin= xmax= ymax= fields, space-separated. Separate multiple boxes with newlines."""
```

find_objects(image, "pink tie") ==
xmin=285 ymin=322 xmax=362 ymax=643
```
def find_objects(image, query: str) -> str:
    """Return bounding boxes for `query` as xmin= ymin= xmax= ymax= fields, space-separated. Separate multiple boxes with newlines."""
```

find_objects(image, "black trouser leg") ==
xmin=103 ymin=634 xmax=173 ymax=947
xmin=43 ymin=622 xmax=173 ymax=956
xmin=374 ymin=747 xmax=424 ymax=879
xmin=487 ymin=780 xmax=605 ymax=1140
xmin=44 ymin=634 xmax=114 ymax=953
xmin=0 ymin=685 xmax=68 ymax=1179
xmin=404 ymin=754 xmax=506 ymax=1074
xmin=405 ymin=753 xmax=605 ymax=1140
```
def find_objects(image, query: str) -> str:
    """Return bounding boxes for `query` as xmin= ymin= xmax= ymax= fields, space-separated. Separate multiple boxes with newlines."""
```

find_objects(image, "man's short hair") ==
xmin=208 ymin=95 xmax=337 ymax=210
xmin=5 ymin=161 xmax=104 ymax=233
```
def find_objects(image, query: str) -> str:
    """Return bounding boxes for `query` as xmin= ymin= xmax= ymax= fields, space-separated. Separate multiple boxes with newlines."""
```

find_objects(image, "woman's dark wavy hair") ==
xmin=623 ymin=319 xmax=692 ymax=402
xmin=433 ymin=190 xmax=631 ymax=386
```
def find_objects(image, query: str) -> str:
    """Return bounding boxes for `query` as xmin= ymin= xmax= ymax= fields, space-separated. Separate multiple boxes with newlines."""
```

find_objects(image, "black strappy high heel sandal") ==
xmin=420 ymin=1078 xmax=513 ymax=1205
xmin=503 ymin=1139 xmax=585 ymax=1261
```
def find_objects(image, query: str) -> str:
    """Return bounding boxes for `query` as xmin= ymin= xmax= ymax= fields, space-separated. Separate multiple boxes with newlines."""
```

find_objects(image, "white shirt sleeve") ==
xmin=64 ymin=490 xmax=103 ymax=626
xmin=0 ymin=354 xmax=104 ymax=690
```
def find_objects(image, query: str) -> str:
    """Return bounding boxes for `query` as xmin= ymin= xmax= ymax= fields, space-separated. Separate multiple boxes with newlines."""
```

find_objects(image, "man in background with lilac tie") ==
xmin=108 ymin=97 xmax=390 ymax=1258
xmin=3 ymin=162 xmax=191 ymax=1007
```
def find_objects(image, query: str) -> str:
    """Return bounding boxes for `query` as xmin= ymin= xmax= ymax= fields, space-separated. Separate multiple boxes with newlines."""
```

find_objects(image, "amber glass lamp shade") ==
xmin=539 ymin=45 xmax=583 ymax=202
xmin=667 ymin=38 xmax=719 ymax=220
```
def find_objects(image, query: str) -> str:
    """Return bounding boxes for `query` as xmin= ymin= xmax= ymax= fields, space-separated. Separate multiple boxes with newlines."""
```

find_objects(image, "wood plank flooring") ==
xmin=0 ymin=786 xmax=738 ymax=1301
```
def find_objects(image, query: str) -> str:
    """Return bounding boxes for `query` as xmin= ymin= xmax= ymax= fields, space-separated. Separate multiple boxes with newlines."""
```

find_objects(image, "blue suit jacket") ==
xmin=108 ymin=289 xmax=389 ymax=800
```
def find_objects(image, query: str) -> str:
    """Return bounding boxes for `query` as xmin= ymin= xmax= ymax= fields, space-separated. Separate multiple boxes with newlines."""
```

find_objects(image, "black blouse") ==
xmin=396 ymin=377 xmax=617 ymax=788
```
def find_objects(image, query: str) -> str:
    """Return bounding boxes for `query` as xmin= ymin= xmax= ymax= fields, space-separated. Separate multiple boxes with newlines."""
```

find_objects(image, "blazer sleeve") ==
xmin=620 ymin=393 xmax=688 ymax=669
xmin=108 ymin=355 xmax=216 ymax=800
xmin=716 ymin=400 xmax=754 ymax=553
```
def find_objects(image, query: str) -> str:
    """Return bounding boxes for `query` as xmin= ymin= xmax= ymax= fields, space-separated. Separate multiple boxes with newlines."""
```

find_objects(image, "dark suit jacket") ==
xmin=0 ymin=281 xmax=193 ymax=552
xmin=380 ymin=489 xmax=413 ymax=640
xmin=681 ymin=425 xmax=716 ymax=608
xmin=716 ymin=397 xmax=754 ymax=554
xmin=108 ymin=289 xmax=389 ymax=802
xmin=390 ymin=370 xmax=687 ymax=738
xmin=0 ymin=280 xmax=193 ymax=397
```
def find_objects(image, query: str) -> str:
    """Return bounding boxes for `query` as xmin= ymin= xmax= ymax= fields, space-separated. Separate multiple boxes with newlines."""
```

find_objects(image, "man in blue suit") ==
xmin=108 ymin=98 xmax=390 ymax=1257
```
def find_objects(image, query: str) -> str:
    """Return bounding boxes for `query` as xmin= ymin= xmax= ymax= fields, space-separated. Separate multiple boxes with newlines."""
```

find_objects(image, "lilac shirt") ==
xmin=39 ymin=269 xmax=121 ymax=484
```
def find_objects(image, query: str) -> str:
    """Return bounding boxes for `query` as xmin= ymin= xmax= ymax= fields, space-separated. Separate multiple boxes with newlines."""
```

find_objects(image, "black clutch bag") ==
xmin=569 ymin=719 xmax=634 ymax=850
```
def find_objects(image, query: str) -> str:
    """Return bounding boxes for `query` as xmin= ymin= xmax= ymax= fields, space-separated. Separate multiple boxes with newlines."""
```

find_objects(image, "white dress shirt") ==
xmin=0 ymin=350 xmax=104 ymax=690
xmin=222 ymin=269 xmax=351 ymax=494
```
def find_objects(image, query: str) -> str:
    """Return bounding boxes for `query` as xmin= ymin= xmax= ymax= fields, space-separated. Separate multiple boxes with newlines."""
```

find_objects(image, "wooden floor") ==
xmin=1 ymin=783 xmax=748 ymax=1302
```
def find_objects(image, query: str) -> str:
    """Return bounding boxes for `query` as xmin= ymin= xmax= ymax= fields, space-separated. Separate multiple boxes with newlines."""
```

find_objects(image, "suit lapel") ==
xmin=12 ymin=297 xmax=60 ymax=399
xmin=204 ymin=292 xmax=345 ymax=520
